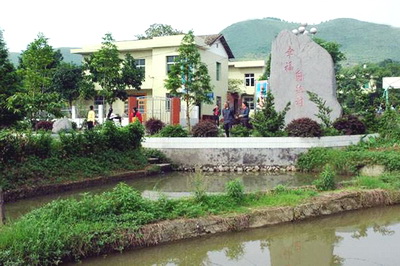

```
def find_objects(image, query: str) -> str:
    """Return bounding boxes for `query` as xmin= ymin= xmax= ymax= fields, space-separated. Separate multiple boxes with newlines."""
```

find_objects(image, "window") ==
xmin=245 ymin=73 xmax=255 ymax=87
xmin=216 ymin=62 xmax=221 ymax=81
xmin=242 ymin=95 xmax=255 ymax=110
xmin=166 ymin=56 xmax=178 ymax=73
xmin=135 ymin=59 xmax=145 ymax=75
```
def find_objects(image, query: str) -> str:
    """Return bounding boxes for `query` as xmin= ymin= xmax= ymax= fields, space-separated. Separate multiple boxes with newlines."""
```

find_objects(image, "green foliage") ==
xmin=356 ymin=176 xmax=390 ymax=190
xmin=191 ymin=120 xmax=218 ymax=137
xmin=225 ymin=179 xmax=245 ymax=203
xmin=135 ymin=24 xmax=184 ymax=40
xmin=378 ymin=109 xmax=400 ymax=140
xmin=7 ymin=33 xmax=63 ymax=124
xmin=144 ymin=118 xmax=165 ymax=135
xmin=333 ymin=115 xmax=366 ymax=135
xmin=51 ymin=62 xmax=83 ymax=107
xmin=83 ymin=33 xmax=144 ymax=105
xmin=164 ymin=31 xmax=213 ymax=130
xmin=306 ymin=91 xmax=333 ymax=128
xmin=230 ymin=124 xmax=252 ymax=137
xmin=228 ymin=78 xmax=245 ymax=94
xmin=0 ymin=30 xmax=22 ymax=128
xmin=192 ymin=172 xmax=208 ymax=202
xmin=158 ymin=124 xmax=188 ymax=137
xmin=251 ymin=90 xmax=290 ymax=137
xmin=285 ymin=117 xmax=322 ymax=137
xmin=0 ymin=182 xmax=318 ymax=264
xmin=312 ymin=164 xmax=336 ymax=191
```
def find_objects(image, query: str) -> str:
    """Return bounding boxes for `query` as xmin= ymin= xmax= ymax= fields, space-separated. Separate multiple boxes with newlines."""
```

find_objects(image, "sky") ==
xmin=1 ymin=0 xmax=399 ymax=52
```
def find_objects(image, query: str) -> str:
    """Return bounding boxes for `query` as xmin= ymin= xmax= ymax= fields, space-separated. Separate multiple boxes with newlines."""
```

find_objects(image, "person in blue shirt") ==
xmin=222 ymin=102 xmax=235 ymax=137
xmin=239 ymin=101 xmax=251 ymax=128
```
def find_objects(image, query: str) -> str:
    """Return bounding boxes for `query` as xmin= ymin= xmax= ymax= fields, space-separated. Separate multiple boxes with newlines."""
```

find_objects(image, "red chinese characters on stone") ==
xmin=285 ymin=46 xmax=295 ymax=58
xmin=295 ymin=70 xmax=304 ymax=82
xmin=285 ymin=61 xmax=294 ymax=72
xmin=295 ymin=95 xmax=304 ymax=107
xmin=295 ymin=84 xmax=305 ymax=93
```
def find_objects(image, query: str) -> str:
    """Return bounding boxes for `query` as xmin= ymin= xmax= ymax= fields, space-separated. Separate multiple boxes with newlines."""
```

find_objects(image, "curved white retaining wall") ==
xmin=142 ymin=134 xmax=375 ymax=166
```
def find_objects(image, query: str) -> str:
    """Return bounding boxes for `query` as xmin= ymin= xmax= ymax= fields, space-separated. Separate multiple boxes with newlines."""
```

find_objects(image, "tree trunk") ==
xmin=186 ymin=96 xmax=190 ymax=131
xmin=0 ymin=187 xmax=5 ymax=225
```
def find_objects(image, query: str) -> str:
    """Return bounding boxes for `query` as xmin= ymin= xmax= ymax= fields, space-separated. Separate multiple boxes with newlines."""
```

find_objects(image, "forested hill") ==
xmin=221 ymin=17 xmax=400 ymax=65
xmin=8 ymin=47 xmax=82 ymax=66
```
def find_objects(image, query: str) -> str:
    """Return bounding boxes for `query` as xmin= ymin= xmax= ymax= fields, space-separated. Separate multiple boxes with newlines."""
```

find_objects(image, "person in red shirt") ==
xmin=131 ymin=107 xmax=143 ymax=123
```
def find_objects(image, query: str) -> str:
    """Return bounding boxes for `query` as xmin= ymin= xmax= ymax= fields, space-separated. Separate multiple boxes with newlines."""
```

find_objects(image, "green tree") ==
xmin=251 ymin=90 xmax=290 ymax=137
xmin=7 ymin=33 xmax=63 ymax=124
xmin=165 ymin=31 xmax=213 ymax=130
xmin=259 ymin=53 xmax=271 ymax=80
xmin=0 ymin=30 xmax=22 ymax=127
xmin=84 ymin=33 xmax=144 ymax=105
xmin=51 ymin=62 xmax=84 ymax=108
xmin=136 ymin=24 xmax=183 ymax=40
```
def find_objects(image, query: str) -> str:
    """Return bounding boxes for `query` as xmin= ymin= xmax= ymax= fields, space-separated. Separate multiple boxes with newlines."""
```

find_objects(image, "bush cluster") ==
xmin=34 ymin=120 xmax=54 ymax=131
xmin=333 ymin=115 xmax=366 ymax=135
xmin=285 ymin=117 xmax=322 ymax=137
xmin=145 ymin=118 xmax=165 ymax=135
xmin=158 ymin=124 xmax=188 ymax=137
xmin=0 ymin=122 xmax=145 ymax=165
xmin=191 ymin=120 xmax=218 ymax=137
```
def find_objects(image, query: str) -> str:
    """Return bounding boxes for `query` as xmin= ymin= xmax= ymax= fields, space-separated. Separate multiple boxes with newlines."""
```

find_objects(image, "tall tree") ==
xmin=84 ymin=33 xmax=144 ymax=105
xmin=165 ymin=30 xmax=213 ymax=130
xmin=7 ymin=33 xmax=63 ymax=124
xmin=136 ymin=24 xmax=183 ymax=40
xmin=0 ymin=30 xmax=22 ymax=127
xmin=51 ymin=62 xmax=84 ymax=108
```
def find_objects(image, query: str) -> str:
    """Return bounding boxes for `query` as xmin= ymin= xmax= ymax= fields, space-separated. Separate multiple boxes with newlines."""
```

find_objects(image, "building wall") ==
xmin=72 ymin=35 xmax=231 ymax=124
xmin=228 ymin=60 xmax=266 ymax=95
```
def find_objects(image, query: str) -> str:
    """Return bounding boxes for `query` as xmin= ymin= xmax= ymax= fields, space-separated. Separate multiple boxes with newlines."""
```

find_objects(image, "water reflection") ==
xmin=74 ymin=205 xmax=400 ymax=266
xmin=5 ymin=171 xmax=326 ymax=220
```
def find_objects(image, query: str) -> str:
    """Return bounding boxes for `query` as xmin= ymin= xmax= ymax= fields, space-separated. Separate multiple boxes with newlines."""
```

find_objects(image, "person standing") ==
xmin=239 ymin=101 xmax=251 ymax=128
xmin=131 ymin=107 xmax=143 ymax=123
xmin=222 ymin=102 xmax=235 ymax=137
xmin=212 ymin=104 xmax=220 ymax=126
xmin=87 ymin=105 xmax=95 ymax=130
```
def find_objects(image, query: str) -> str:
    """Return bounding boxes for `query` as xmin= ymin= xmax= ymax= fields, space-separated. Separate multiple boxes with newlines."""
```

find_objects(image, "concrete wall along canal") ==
xmin=142 ymin=134 xmax=373 ymax=167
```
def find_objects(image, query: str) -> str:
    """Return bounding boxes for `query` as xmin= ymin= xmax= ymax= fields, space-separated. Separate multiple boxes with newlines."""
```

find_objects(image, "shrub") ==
xmin=251 ymin=90 xmax=290 ymax=137
xmin=285 ymin=117 xmax=322 ymax=137
xmin=35 ymin=120 xmax=53 ymax=131
xmin=333 ymin=115 xmax=366 ymax=135
xmin=230 ymin=124 xmax=252 ymax=137
xmin=225 ymin=179 xmax=245 ymax=203
xmin=159 ymin=124 xmax=188 ymax=137
xmin=313 ymin=164 xmax=336 ymax=191
xmin=192 ymin=120 xmax=218 ymax=137
xmin=378 ymin=109 xmax=400 ymax=140
xmin=145 ymin=118 xmax=165 ymax=135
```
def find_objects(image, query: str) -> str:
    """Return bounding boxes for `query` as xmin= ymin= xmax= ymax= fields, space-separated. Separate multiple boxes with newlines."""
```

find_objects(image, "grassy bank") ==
xmin=0 ymin=182 xmax=317 ymax=265
xmin=0 ymin=122 xmax=154 ymax=191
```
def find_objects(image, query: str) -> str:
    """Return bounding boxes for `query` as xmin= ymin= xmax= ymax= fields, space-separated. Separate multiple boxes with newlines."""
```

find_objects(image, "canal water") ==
xmin=5 ymin=171 xmax=323 ymax=220
xmin=4 ymin=171 xmax=399 ymax=265
xmin=72 ymin=205 xmax=400 ymax=266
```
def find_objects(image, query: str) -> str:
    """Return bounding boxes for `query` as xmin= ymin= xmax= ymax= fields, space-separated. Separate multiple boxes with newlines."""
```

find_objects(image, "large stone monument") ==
xmin=270 ymin=30 xmax=342 ymax=124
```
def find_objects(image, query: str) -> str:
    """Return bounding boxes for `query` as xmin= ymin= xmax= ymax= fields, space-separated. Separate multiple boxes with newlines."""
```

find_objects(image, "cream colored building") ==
xmin=228 ymin=60 xmax=265 ymax=110
xmin=71 ymin=34 xmax=234 ymax=124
